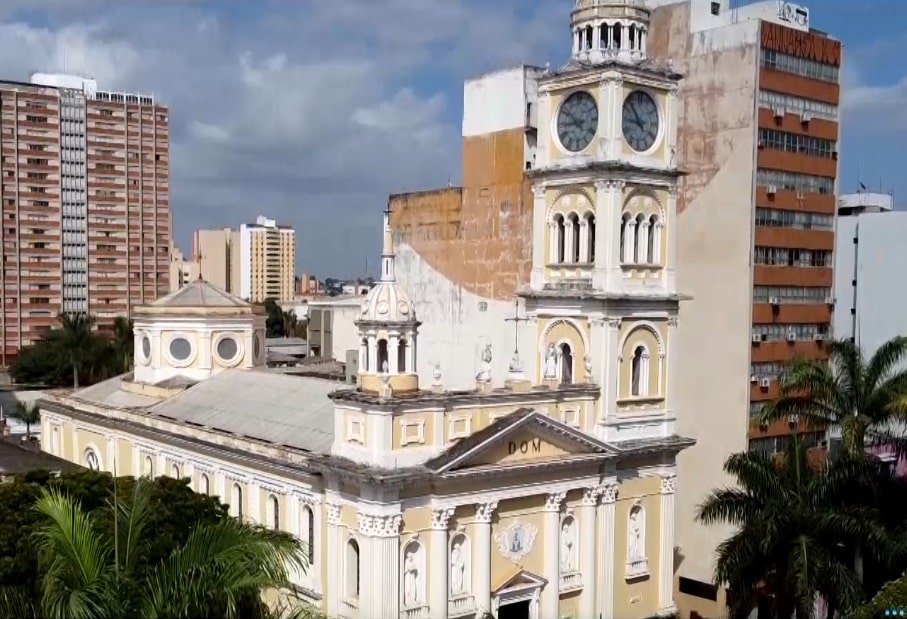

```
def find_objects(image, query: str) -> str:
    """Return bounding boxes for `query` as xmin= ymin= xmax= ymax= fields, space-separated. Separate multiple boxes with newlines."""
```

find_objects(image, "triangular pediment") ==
xmin=492 ymin=568 xmax=547 ymax=596
xmin=426 ymin=408 xmax=613 ymax=474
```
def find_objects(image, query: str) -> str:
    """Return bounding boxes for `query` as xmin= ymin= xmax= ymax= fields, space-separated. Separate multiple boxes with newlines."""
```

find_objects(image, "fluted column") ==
xmin=367 ymin=334 xmax=377 ymax=373
xmin=358 ymin=339 xmax=367 ymax=372
xmin=564 ymin=219 xmax=576 ymax=264
xmin=659 ymin=473 xmax=678 ymax=613
xmin=325 ymin=503 xmax=342 ymax=618
xmin=406 ymin=330 xmax=416 ymax=373
xmin=637 ymin=221 xmax=649 ymax=265
xmin=358 ymin=510 xmax=402 ymax=619
xmin=430 ymin=507 xmax=455 ymax=619
xmin=665 ymin=187 xmax=678 ymax=291
xmin=474 ymin=501 xmax=498 ymax=616
xmin=389 ymin=334 xmax=400 ymax=373
xmin=597 ymin=483 xmax=618 ymax=619
xmin=578 ymin=488 xmax=599 ymax=619
xmin=542 ymin=492 xmax=565 ymax=619
xmin=579 ymin=219 xmax=589 ymax=263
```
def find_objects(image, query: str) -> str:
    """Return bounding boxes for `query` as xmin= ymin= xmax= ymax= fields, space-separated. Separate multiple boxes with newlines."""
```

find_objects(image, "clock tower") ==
xmin=522 ymin=0 xmax=686 ymax=446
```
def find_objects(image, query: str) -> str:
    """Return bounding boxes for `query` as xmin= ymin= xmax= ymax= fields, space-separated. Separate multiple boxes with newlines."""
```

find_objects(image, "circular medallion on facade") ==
xmin=398 ymin=301 xmax=409 ymax=316
xmin=377 ymin=301 xmax=389 ymax=315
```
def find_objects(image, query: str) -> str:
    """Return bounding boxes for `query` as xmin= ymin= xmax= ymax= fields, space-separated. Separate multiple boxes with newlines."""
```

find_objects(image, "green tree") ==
xmin=697 ymin=434 xmax=894 ymax=618
xmin=10 ymin=401 xmax=40 ymax=441
xmin=56 ymin=312 xmax=95 ymax=389
xmin=281 ymin=310 xmax=298 ymax=339
xmin=111 ymin=316 xmax=134 ymax=373
xmin=264 ymin=298 xmax=284 ymax=338
xmin=760 ymin=337 xmax=907 ymax=457
xmin=853 ymin=569 xmax=907 ymax=619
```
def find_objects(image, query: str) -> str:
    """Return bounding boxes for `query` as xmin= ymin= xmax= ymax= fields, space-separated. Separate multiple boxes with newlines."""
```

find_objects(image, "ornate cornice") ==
xmin=431 ymin=507 xmax=455 ymax=531
xmin=326 ymin=503 xmax=342 ymax=526
xmin=475 ymin=501 xmax=499 ymax=524
xmin=581 ymin=487 xmax=600 ymax=507
xmin=357 ymin=512 xmax=402 ymax=538
xmin=660 ymin=474 xmax=677 ymax=495
xmin=545 ymin=491 xmax=567 ymax=512
xmin=599 ymin=483 xmax=619 ymax=504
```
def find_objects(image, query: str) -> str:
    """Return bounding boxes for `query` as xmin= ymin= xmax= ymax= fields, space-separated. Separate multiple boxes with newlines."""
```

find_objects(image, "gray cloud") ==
xmin=0 ymin=0 xmax=565 ymax=277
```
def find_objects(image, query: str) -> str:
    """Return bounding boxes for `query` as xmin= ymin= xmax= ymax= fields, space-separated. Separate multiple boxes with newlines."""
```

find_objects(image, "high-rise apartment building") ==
xmin=0 ymin=73 xmax=170 ymax=366
xmin=645 ymin=0 xmax=841 ymax=614
xmin=190 ymin=216 xmax=295 ymax=303
xmin=239 ymin=215 xmax=295 ymax=303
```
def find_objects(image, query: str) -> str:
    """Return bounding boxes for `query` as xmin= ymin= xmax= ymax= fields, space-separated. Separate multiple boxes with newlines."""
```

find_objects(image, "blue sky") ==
xmin=0 ymin=0 xmax=903 ymax=277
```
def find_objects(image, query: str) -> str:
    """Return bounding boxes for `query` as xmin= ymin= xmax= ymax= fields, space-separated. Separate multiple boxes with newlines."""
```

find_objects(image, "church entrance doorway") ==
xmin=497 ymin=600 xmax=530 ymax=619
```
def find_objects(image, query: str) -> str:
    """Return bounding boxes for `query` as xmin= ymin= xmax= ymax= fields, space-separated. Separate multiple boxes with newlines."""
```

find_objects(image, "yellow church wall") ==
xmin=558 ymin=590 xmax=581 ymax=619
xmin=401 ymin=506 xmax=433 ymax=536
xmin=341 ymin=504 xmax=358 ymax=532
xmin=393 ymin=412 xmax=434 ymax=449
xmin=75 ymin=426 xmax=106 ymax=467
xmin=468 ymin=429 xmax=571 ymax=467
xmin=546 ymin=86 xmax=601 ymax=162
xmin=613 ymin=475 xmax=662 ymax=619
xmin=490 ymin=495 xmax=547 ymax=580
xmin=619 ymin=86 xmax=670 ymax=162
xmin=115 ymin=441 xmax=133 ymax=475
xmin=618 ymin=320 xmax=667 ymax=401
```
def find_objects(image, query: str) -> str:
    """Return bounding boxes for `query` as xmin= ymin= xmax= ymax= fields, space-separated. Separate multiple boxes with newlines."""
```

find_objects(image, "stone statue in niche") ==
xmin=544 ymin=343 xmax=558 ymax=379
xmin=628 ymin=507 xmax=643 ymax=559
xmin=450 ymin=541 xmax=466 ymax=595
xmin=560 ymin=519 xmax=575 ymax=571
xmin=382 ymin=359 xmax=389 ymax=373
xmin=403 ymin=549 xmax=419 ymax=605
xmin=476 ymin=343 xmax=493 ymax=383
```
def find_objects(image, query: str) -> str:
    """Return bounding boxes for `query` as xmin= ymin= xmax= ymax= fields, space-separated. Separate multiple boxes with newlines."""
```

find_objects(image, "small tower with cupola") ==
xmin=355 ymin=208 xmax=421 ymax=396
xmin=570 ymin=0 xmax=652 ymax=64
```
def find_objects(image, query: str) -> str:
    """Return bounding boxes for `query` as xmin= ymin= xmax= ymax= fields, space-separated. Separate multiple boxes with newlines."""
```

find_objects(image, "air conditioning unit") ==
xmin=825 ymin=296 xmax=835 ymax=305
xmin=760 ymin=377 xmax=771 ymax=388
xmin=752 ymin=333 xmax=762 ymax=344
xmin=814 ymin=333 xmax=826 ymax=341
xmin=750 ymin=374 xmax=758 ymax=384
xmin=766 ymin=185 xmax=777 ymax=196
xmin=800 ymin=112 xmax=812 ymax=123
xmin=772 ymin=106 xmax=785 ymax=119
xmin=832 ymin=150 xmax=839 ymax=160
xmin=786 ymin=331 xmax=796 ymax=342
xmin=757 ymin=139 xmax=765 ymax=149
xmin=769 ymin=296 xmax=780 ymax=305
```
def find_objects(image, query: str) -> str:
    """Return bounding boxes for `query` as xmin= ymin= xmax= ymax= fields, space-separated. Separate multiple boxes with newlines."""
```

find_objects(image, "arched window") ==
xmin=630 ymin=345 xmax=650 ymax=397
xmin=51 ymin=427 xmax=60 ymax=456
xmin=612 ymin=23 xmax=622 ymax=49
xmin=599 ymin=24 xmax=609 ymax=49
xmin=303 ymin=505 xmax=315 ymax=566
xmin=377 ymin=339 xmax=389 ymax=373
xmin=569 ymin=213 xmax=581 ymax=263
xmin=620 ymin=213 xmax=631 ymax=263
xmin=634 ymin=214 xmax=647 ymax=263
xmin=199 ymin=474 xmax=210 ymax=496
xmin=647 ymin=215 xmax=658 ymax=264
xmin=171 ymin=463 xmax=180 ymax=478
xmin=345 ymin=539 xmax=360 ymax=599
xmin=554 ymin=214 xmax=565 ymax=263
xmin=231 ymin=483 xmax=243 ymax=519
xmin=559 ymin=343 xmax=574 ymax=385
xmin=268 ymin=494 xmax=280 ymax=530
xmin=584 ymin=25 xmax=593 ymax=50
xmin=144 ymin=455 xmax=153 ymax=477
xmin=398 ymin=339 xmax=407 ymax=373
xmin=361 ymin=338 xmax=369 ymax=371
xmin=84 ymin=449 xmax=100 ymax=471
xmin=585 ymin=213 xmax=596 ymax=262
xmin=629 ymin=25 xmax=637 ymax=50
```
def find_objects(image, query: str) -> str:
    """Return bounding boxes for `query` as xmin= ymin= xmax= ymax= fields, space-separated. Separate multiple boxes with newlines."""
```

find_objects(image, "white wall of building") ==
xmin=834 ymin=211 xmax=907 ymax=356
xmin=239 ymin=225 xmax=252 ymax=301
xmin=462 ymin=66 xmax=543 ymax=138
xmin=394 ymin=242 xmax=536 ymax=390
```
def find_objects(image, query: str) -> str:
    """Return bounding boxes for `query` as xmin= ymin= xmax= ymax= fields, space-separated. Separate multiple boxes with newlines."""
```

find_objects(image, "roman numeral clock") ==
xmin=622 ymin=90 xmax=660 ymax=152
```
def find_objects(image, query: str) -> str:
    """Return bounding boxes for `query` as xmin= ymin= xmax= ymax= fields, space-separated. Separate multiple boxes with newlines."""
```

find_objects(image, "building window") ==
xmin=631 ymin=345 xmax=650 ymax=397
xmin=361 ymin=338 xmax=369 ymax=371
xmin=171 ymin=463 xmax=180 ymax=478
xmin=303 ymin=505 xmax=315 ymax=565
xmin=199 ymin=474 xmax=210 ymax=495
xmin=753 ymin=246 xmax=831 ymax=268
xmin=620 ymin=213 xmax=630 ymax=262
xmin=758 ymin=90 xmax=838 ymax=121
xmin=756 ymin=168 xmax=834 ymax=195
xmin=398 ymin=339 xmax=407 ymax=373
xmin=553 ymin=214 xmax=566 ymax=263
xmin=559 ymin=343 xmax=574 ymax=384
xmin=377 ymin=339 xmax=389 ymax=373
xmin=345 ymin=539 xmax=361 ymax=600
xmin=760 ymin=48 xmax=839 ymax=83
xmin=585 ymin=213 xmax=596 ymax=262
xmin=752 ymin=286 xmax=831 ymax=304
xmin=569 ymin=213 xmax=581 ymax=263
xmin=268 ymin=494 xmax=280 ymax=530
xmin=647 ymin=215 xmax=658 ymax=263
xmin=144 ymin=455 xmax=153 ymax=477
xmin=755 ymin=208 xmax=834 ymax=230
xmin=231 ymin=483 xmax=243 ymax=519
xmin=84 ymin=449 xmax=100 ymax=471
xmin=758 ymin=128 xmax=836 ymax=159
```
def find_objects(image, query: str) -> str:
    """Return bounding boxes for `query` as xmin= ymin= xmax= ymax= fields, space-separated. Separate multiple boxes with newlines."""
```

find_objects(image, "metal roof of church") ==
xmin=149 ymin=279 xmax=250 ymax=309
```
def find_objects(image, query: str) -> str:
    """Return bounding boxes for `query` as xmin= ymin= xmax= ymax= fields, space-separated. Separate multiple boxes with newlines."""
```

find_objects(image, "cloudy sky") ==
xmin=0 ymin=0 xmax=903 ymax=277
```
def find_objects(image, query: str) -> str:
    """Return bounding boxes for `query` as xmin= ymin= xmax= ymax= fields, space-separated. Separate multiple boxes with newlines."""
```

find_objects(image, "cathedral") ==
xmin=37 ymin=2 xmax=692 ymax=618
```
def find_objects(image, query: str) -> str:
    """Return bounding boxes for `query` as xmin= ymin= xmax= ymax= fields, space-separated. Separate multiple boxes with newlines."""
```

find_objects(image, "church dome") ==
xmin=360 ymin=280 xmax=417 ymax=324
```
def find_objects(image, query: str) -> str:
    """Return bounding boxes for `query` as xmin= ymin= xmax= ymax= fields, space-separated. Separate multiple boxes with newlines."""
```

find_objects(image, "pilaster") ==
xmin=667 ymin=316 xmax=678 ymax=412
xmin=474 ymin=501 xmax=498 ymax=616
xmin=542 ymin=491 xmax=565 ymax=619
xmin=578 ymin=488 xmax=599 ymax=619
xmin=325 ymin=502 xmax=342 ymax=618
xmin=198 ymin=330 xmax=212 ymax=371
xmin=665 ymin=186 xmax=678 ymax=292
xmin=358 ymin=510 xmax=402 ymax=619
xmin=430 ymin=507 xmax=455 ymax=619
xmin=597 ymin=483 xmax=618 ymax=619
xmin=595 ymin=318 xmax=621 ymax=435
xmin=536 ymin=94 xmax=551 ymax=169
xmin=531 ymin=185 xmax=547 ymax=290
xmin=658 ymin=472 xmax=677 ymax=613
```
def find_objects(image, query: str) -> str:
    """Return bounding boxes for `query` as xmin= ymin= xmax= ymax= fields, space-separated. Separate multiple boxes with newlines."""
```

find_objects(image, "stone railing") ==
xmin=559 ymin=570 xmax=583 ymax=593
xmin=625 ymin=556 xmax=650 ymax=580
xmin=401 ymin=604 xmax=429 ymax=619
xmin=449 ymin=594 xmax=476 ymax=618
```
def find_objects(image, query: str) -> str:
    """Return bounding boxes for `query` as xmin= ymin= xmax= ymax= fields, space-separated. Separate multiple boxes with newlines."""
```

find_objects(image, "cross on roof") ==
xmin=195 ymin=249 xmax=204 ymax=280
xmin=504 ymin=298 xmax=529 ymax=355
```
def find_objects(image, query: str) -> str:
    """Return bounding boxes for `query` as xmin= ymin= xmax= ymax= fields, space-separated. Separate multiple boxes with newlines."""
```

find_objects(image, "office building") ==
xmin=191 ymin=227 xmax=240 ymax=294
xmin=239 ymin=215 xmax=295 ymax=303
xmin=0 ymin=72 xmax=170 ymax=365
xmin=644 ymin=0 xmax=841 ymax=614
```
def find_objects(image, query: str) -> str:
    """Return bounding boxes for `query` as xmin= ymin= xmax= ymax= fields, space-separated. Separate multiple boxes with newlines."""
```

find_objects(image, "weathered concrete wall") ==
xmin=649 ymin=1 xmax=758 ymax=605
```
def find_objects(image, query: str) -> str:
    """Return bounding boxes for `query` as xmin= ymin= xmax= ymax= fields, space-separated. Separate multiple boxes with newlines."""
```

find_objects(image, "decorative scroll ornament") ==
xmin=495 ymin=520 xmax=539 ymax=563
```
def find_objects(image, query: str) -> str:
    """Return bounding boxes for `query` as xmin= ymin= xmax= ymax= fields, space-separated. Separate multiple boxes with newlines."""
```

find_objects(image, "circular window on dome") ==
xmin=168 ymin=337 xmax=192 ymax=363
xmin=216 ymin=336 xmax=239 ymax=363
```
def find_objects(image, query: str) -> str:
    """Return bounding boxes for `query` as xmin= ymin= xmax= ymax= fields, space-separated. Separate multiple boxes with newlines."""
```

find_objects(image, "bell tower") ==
xmin=570 ymin=0 xmax=651 ymax=65
xmin=355 ymin=207 xmax=421 ymax=397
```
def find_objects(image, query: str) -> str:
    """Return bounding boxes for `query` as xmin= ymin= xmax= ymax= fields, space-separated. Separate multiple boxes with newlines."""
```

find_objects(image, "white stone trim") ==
xmin=346 ymin=416 xmax=365 ymax=444
xmin=400 ymin=418 xmax=426 ymax=446
xmin=448 ymin=414 xmax=472 ymax=440
xmin=212 ymin=331 xmax=244 ymax=367
xmin=163 ymin=331 xmax=197 ymax=368
xmin=430 ymin=476 xmax=600 ymax=511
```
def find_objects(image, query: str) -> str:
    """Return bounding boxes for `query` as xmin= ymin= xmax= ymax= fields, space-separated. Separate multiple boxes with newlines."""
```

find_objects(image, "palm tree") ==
xmin=56 ymin=312 xmax=95 ymax=389
xmin=760 ymin=337 xmax=907 ymax=458
xmin=19 ymin=479 xmax=312 ymax=619
xmin=111 ymin=316 xmax=134 ymax=373
xmin=697 ymin=434 xmax=893 ymax=618
xmin=9 ymin=401 xmax=40 ymax=441
xmin=281 ymin=310 xmax=297 ymax=339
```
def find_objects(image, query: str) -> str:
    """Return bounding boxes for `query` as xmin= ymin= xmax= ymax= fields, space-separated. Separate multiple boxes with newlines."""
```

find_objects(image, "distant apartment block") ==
xmin=191 ymin=215 xmax=295 ymax=303
xmin=168 ymin=246 xmax=199 ymax=292
xmin=0 ymin=72 xmax=171 ymax=365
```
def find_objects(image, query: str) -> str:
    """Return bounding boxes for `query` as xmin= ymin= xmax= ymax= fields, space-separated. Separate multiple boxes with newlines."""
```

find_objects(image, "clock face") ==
xmin=622 ymin=91 xmax=660 ymax=152
xmin=557 ymin=91 xmax=599 ymax=153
